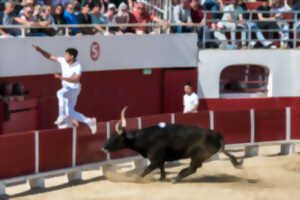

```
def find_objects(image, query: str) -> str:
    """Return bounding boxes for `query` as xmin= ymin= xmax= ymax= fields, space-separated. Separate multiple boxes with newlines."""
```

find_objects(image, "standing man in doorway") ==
xmin=32 ymin=45 xmax=97 ymax=134
xmin=183 ymin=82 xmax=199 ymax=113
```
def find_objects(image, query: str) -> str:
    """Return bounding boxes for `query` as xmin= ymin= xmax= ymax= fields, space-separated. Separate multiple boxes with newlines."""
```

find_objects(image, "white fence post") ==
xmin=29 ymin=131 xmax=45 ymax=189
xmin=171 ymin=113 xmax=175 ymax=124
xmin=245 ymin=109 xmax=259 ymax=157
xmin=106 ymin=122 xmax=111 ymax=160
xmin=280 ymin=107 xmax=295 ymax=155
xmin=209 ymin=110 xmax=214 ymax=130
xmin=67 ymin=128 xmax=82 ymax=182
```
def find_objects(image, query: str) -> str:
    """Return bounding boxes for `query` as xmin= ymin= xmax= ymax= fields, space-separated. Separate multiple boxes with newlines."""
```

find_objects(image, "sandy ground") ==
xmin=2 ymin=144 xmax=300 ymax=200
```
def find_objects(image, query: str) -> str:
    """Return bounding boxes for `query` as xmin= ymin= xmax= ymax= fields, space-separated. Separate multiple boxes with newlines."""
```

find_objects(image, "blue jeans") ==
xmin=197 ymin=26 xmax=213 ymax=48
xmin=245 ymin=22 xmax=267 ymax=45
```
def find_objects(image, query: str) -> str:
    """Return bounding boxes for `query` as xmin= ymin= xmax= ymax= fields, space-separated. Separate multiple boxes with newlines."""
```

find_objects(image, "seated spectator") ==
xmin=77 ymin=3 xmax=95 ymax=35
xmin=202 ymin=0 xmax=223 ymax=29
xmin=103 ymin=3 xmax=118 ymax=34
xmin=52 ymin=0 xmax=72 ymax=7
xmin=216 ymin=0 xmax=241 ymax=48
xmin=89 ymin=3 xmax=106 ymax=34
xmin=257 ymin=0 xmax=285 ymax=46
xmin=190 ymin=0 xmax=214 ymax=48
xmin=14 ymin=5 xmax=50 ymax=36
xmin=237 ymin=0 xmax=273 ymax=48
xmin=133 ymin=2 xmax=166 ymax=34
xmin=63 ymin=2 xmax=79 ymax=35
xmin=53 ymin=4 xmax=66 ymax=35
xmin=114 ymin=2 xmax=135 ymax=34
xmin=40 ymin=5 xmax=56 ymax=36
xmin=172 ymin=0 xmax=193 ymax=33
xmin=0 ymin=1 xmax=20 ymax=38
xmin=271 ymin=0 xmax=291 ymax=48
xmin=293 ymin=0 xmax=300 ymax=39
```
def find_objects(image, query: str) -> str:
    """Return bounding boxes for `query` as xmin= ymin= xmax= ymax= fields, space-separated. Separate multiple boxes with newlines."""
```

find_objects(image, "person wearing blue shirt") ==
xmin=63 ymin=3 xmax=78 ymax=35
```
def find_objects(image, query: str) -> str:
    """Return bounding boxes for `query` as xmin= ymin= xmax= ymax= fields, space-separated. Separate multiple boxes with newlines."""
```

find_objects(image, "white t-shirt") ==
xmin=57 ymin=57 xmax=82 ymax=89
xmin=183 ymin=92 xmax=199 ymax=113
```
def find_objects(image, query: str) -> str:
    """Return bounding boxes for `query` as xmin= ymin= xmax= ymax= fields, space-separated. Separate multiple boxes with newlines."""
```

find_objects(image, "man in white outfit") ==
xmin=32 ymin=45 xmax=97 ymax=134
xmin=183 ymin=82 xmax=199 ymax=114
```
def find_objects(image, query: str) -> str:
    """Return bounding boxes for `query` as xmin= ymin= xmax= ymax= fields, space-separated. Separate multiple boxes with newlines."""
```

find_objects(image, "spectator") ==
xmin=257 ymin=0 xmax=285 ymax=46
xmin=63 ymin=2 xmax=79 ymax=35
xmin=0 ymin=1 xmax=20 ymax=38
xmin=271 ymin=0 xmax=291 ymax=48
xmin=89 ymin=3 xmax=106 ymax=34
xmin=53 ymin=4 xmax=66 ymax=35
xmin=172 ymin=0 xmax=193 ymax=33
xmin=133 ymin=2 xmax=166 ymax=34
xmin=190 ymin=0 xmax=214 ymax=48
xmin=237 ymin=0 xmax=273 ymax=48
xmin=33 ymin=3 xmax=42 ymax=19
xmin=217 ymin=0 xmax=243 ymax=48
xmin=77 ymin=2 xmax=95 ymax=35
xmin=114 ymin=2 xmax=135 ymax=34
xmin=183 ymin=82 xmax=199 ymax=114
xmin=293 ymin=0 xmax=300 ymax=38
xmin=202 ymin=0 xmax=222 ymax=29
xmin=103 ymin=3 xmax=117 ymax=34
xmin=40 ymin=5 xmax=56 ymax=36
xmin=14 ymin=5 xmax=50 ymax=36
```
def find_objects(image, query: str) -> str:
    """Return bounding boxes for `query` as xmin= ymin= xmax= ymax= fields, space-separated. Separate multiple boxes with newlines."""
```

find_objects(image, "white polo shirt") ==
xmin=183 ymin=92 xmax=199 ymax=113
xmin=58 ymin=57 xmax=82 ymax=89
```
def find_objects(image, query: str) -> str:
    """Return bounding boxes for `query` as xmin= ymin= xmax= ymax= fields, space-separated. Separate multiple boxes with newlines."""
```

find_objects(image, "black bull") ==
xmin=103 ymin=107 xmax=243 ymax=183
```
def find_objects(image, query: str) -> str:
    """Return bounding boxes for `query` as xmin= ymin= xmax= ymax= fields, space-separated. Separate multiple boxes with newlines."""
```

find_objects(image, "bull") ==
xmin=103 ymin=107 xmax=243 ymax=183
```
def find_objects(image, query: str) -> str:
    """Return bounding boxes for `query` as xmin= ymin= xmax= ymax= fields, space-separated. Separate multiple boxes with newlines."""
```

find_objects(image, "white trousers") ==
xmin=56 ymin=87 xmax=91 ymax=125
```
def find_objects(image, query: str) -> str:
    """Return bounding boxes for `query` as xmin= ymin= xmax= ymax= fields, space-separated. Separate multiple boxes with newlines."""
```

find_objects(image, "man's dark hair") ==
xmin=82 ymin=2 xmax=90 ymax=8
xmin=65 ymin=48 xmax=78 ymax=59
xmin=184 ymin=82 xmax=193 ymax=87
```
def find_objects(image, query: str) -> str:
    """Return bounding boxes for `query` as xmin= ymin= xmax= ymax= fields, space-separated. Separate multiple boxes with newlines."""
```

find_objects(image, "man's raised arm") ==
xmin=32 ymin=45 xmax=58 ymax=62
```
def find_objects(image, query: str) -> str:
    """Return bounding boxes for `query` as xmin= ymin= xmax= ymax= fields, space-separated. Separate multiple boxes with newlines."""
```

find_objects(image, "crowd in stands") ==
xmin=1 ymin=0 xmax=300 ymax=48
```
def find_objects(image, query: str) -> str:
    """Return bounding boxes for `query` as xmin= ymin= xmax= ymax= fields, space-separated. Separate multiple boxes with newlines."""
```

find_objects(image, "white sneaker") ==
xmin=57 ymin=118 xmax=73 ymax=129
xmin=263 ymin=40 xmax=272 ymax=48
xmin=249 ymin=41 xmax=256 ymax=48
xmin=54 ymin=116 xmax=65 ymax=125
xmin=88 ymin=118 xmax=97 ymax=135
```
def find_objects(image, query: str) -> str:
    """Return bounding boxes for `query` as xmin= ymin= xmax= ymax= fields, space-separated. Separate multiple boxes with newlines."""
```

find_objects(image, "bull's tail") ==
xmin=217 ymin=133 xmax=243 ymax=169
xmin=221 ymin=148 xmax=243 ymax=169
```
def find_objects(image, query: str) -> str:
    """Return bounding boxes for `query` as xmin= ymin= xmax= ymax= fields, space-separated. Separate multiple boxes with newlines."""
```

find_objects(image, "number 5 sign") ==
xmin=90 ymin=42 xmax=100 ymax=62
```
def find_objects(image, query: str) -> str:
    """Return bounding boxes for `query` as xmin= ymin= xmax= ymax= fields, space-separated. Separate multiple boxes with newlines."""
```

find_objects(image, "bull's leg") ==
xmin=140 ymin=162 xmax=159 ymax=178
xmin=172 ymin=159 xmax=203 ymax=183
xmin=159 ymin=163 xmax=166 ymax=181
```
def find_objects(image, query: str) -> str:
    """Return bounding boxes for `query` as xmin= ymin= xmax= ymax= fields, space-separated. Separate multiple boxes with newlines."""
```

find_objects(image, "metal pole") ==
xmin=293 ymin=11 xmax=297 ymax=49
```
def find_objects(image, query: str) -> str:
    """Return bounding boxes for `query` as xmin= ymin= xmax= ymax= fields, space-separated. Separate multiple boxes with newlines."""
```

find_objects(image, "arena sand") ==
xmin=2 ymin=144 xmax=300 ymax=200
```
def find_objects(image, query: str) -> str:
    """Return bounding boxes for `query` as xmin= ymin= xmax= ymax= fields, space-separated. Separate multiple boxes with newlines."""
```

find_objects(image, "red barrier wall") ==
xmin=0 ymin=132 xmax=35 ymax=179
xmin=109 ymin=118 xmax=139 ymax=159
xmin=255 ymin=109 xmax=286 ymax=142
xmin=141 ymin=114 xmax=171 ymax=127
xmin=214 ymin=111 xmax=251 ymax=144
xmin=292 ymin=108 xmax=300 ymax=140
xmin=39 ymin=129 xmax=73 ymax=172
xmin=174 ymin=112 xmax=210 ymax=129
xmin=76 ymin=122 xmax=107 ymax=165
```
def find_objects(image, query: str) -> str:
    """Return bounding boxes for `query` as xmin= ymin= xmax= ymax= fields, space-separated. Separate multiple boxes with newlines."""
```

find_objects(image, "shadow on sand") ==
xmin=180 ymin=174 xmax=259 ymax=184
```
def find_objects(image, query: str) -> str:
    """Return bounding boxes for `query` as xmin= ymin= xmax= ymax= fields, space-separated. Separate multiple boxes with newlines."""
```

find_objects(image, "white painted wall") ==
xmin=0 ymin=34 xmax=198 ymax=77
xmin=198 ymin=50 xmax=300 ymax=98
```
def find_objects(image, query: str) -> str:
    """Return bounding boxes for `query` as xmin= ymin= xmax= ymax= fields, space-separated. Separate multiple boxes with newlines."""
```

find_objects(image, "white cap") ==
xmin=108 ymin=3 xmax=116 ymax=9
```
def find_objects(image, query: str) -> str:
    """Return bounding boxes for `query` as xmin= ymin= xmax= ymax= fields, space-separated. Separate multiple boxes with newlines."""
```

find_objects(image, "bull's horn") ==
xmin=115 ymin=121 xmax=122 ymax=135
xmin=121 ymin=106 xmax=128 ymax=128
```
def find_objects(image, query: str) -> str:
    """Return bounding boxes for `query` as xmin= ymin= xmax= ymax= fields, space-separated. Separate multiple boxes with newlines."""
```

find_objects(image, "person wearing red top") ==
xmin=132 ymin=2 xmax=166 ymax=34
xmin=190 ymin=0 xmax=214 ymax=48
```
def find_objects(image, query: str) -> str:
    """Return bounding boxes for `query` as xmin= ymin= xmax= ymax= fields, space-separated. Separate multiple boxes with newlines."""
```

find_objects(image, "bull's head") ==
xmin=102 ymin=106 xmax=129 ymax=152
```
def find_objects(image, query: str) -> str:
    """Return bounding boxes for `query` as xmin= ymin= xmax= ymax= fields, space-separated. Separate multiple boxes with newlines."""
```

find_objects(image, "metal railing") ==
xmin=1 ymin=10 xmax=300 ymax=49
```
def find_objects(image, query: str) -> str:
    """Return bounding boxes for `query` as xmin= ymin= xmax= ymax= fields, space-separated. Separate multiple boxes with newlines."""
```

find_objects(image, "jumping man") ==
xmin=32 ymin=45 xmax=97 ymax=134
